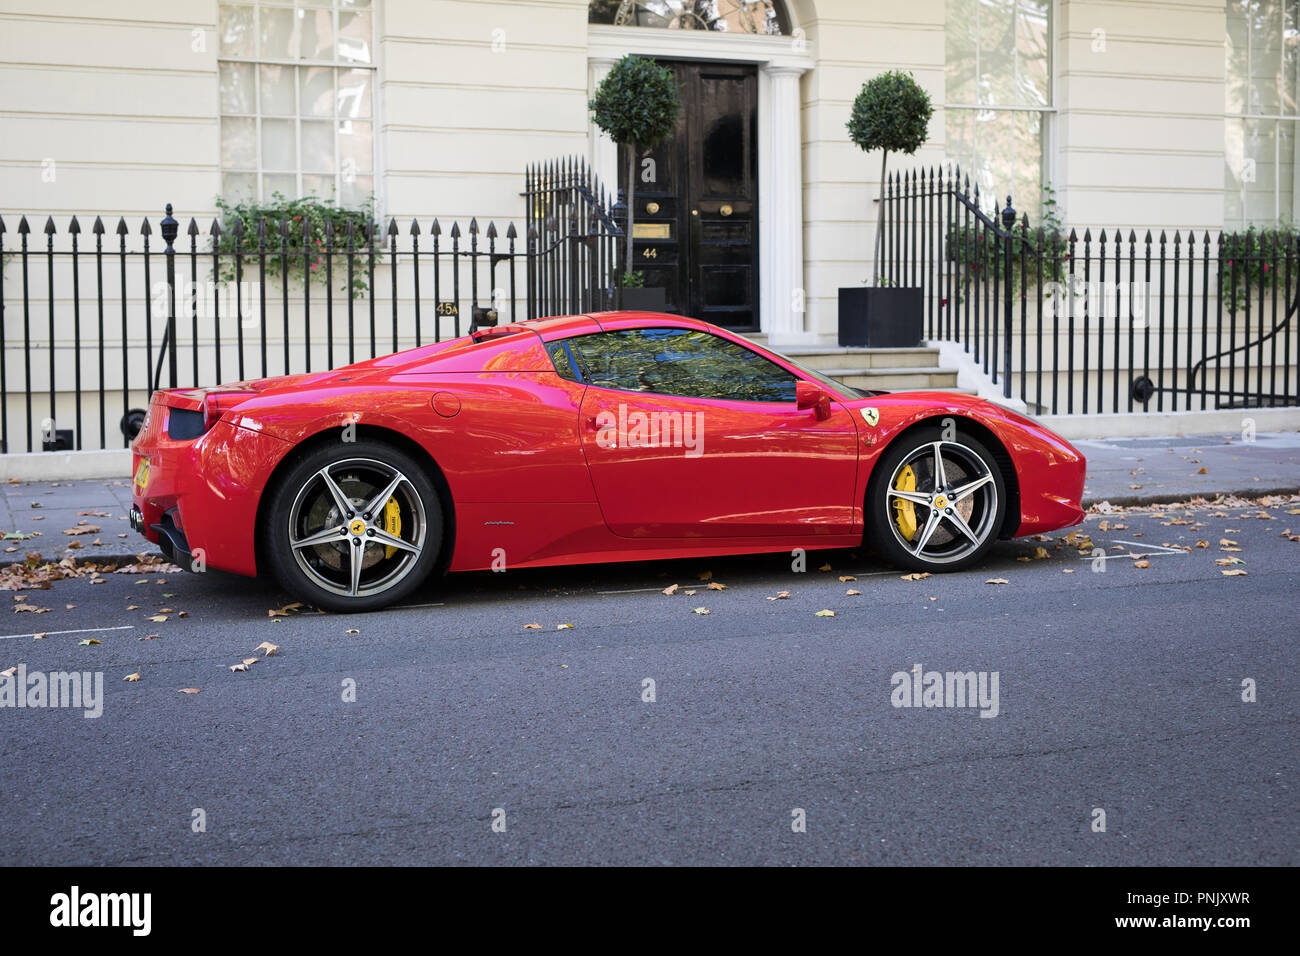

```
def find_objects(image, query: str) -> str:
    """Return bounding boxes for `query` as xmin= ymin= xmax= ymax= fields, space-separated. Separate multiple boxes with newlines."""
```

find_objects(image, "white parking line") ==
xmin=1079 ymin=539 xmax=1189 ymax=562
xmin=1112 ymin=539 xmax=1187 ymax=554
xmin=0 ymin=625 xmax=135 ymax=641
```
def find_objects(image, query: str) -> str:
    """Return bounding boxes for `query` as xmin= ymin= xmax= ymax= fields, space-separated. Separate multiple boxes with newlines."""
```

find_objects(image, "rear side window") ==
xmin=546 ymin=340 xmax=583 ymax=382
xmin=565 ymin=327 xmax=797 ymax=402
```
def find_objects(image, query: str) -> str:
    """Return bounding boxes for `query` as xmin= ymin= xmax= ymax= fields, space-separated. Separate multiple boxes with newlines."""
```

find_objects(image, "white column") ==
xmin=588 ymin=57 xmax=619 ymax=199
xmin=760 ymin=64 xmax=810 ymax=345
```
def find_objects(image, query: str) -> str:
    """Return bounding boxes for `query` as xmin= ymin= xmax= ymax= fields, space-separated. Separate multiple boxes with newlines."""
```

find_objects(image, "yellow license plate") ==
xmin=133 ymin=459 xmax=150 ymax=492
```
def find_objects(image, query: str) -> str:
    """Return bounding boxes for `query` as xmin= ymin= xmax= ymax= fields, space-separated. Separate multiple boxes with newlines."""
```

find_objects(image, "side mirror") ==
xmin=796 ymin=381 xmax=831 ymax=421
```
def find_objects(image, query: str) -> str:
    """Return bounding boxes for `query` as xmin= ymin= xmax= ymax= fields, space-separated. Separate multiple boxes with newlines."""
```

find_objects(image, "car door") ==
xmin=564 ymin=327 xmax=859 ymax=538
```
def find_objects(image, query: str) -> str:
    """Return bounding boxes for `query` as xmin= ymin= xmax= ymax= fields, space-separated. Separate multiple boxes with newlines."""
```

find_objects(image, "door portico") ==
xmin=586 ymin=19 xmax=815 ymax=345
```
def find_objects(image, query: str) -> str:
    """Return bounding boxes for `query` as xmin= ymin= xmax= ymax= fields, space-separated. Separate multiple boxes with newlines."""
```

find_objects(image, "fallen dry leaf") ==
xmin=839 ymin=575 xmax=857 ymax=582
xmin=123 ymin=672 xmax=140 ymax=683
xmin=229 ymin=663 xmax=249 ymax=672
xmin=706 ymin=581 xmax=727 ymax=591
xmin=0 ymin=666 xmax=16 ymax=678
xmin=177 ymin=688 xmax=201 ymax=695
xmin=985 ymin=578 xmax=1010 ymax=585
xmin=900 ymin=572 xmax=931 ymax=581
xmin=845 ymin=589 xmax=862 ymax=596
xmin=814 ymin=609 xmax=835 ymax=617
xmin=661 ymin=584 xmax=679 ymax=596
xmin=61 ymin=525 xmax=100 ymax=536
xmin=556 ymin=623 xmax=573 ymax=630
xmin=255 ymin=642 xmax=278 ymax=657
xmin=1197 ymin=467 xmax=1208 ymax=475
xmin=1221 ymin=568 xmax=1248 ymax=576
xmin=692 ymin=607 xmax=710 ymax=615
xmin=766 ymin=590 xmax=790 ymax=601
xmin=697 ymin=570 xmax=713 ymax=581
xmin=1133 ymin=560 xmax=1151 ymax=569
xmin=78 ymin=639 xmax=101 ymax=646
xmin=147 ymin=615 xmax=168 ymax=623
xmin=818 ymin=563 xmax=832 ymax=572
xmin=523 ymin=623 xmax=542 ymax=630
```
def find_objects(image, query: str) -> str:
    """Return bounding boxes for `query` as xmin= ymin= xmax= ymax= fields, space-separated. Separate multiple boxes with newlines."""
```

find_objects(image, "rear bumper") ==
xmin=131 ymin=409 xmax=292 ymax=577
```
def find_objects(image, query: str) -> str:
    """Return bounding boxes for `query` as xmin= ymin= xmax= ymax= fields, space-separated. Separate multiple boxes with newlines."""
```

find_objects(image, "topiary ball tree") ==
xmin=589 ymin=54 xmax=680 ymax=281
xmin=848 ymin=70 xmax=933 ymax=285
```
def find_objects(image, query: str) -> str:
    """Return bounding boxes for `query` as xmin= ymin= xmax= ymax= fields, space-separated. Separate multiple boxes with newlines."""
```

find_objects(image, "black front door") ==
xmin=620 ymin=60 xmax=759 ymax=331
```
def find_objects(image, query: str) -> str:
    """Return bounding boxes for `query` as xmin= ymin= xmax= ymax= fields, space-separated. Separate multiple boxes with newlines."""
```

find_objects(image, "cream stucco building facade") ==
xmin=0 ymin=0 xmax=1249 ymax=347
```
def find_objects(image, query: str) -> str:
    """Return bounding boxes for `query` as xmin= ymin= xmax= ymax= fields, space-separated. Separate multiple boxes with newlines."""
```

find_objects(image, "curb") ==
xmin=0 ymin=548 xmax=166 ymax=571
xmin=1081 ymin=485 xmax=1300 ymax=510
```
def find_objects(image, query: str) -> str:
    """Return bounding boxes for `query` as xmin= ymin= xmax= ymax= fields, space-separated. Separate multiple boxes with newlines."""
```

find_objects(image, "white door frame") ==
xmin=587 ymin=25 xmax=815 ymax=343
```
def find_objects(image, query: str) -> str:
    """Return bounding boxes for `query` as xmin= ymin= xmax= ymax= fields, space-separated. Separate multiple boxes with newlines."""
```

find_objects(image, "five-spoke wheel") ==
xmin=867 ymin=427 xmax=1007 ymax=571
xmin=264 ymin=441 xmax=442 ymax=612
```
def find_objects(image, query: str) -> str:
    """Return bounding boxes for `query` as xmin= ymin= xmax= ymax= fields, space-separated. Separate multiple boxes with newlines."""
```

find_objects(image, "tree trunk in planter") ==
xmin=838 ymin=287 xmax=923 ymax=347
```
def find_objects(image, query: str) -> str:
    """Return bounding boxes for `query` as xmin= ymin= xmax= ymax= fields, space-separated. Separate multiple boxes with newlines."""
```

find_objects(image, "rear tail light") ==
xmin=202 ymin=391 xmax=256 ymax=432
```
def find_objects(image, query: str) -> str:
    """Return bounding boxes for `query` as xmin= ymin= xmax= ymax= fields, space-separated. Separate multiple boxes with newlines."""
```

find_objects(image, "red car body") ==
xmin=129 ymin=311 xmax=1086 ymax=579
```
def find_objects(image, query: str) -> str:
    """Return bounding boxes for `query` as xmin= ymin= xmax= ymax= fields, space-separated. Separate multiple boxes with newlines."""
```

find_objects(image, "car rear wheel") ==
xmin=866 ymin=427 xmax=1007 ymax=572
xmin=264 ymin=440 xmax=442 ymax=612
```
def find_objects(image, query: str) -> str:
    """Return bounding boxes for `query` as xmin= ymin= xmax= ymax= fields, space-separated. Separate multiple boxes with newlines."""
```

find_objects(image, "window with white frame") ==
xmin=1225 ymin=0 xmax=1300 ymax=227
xmin=945 ymin=0 xmax=1053 ymax=216
xmin=218 ymin=0 xmax=376 ymax=205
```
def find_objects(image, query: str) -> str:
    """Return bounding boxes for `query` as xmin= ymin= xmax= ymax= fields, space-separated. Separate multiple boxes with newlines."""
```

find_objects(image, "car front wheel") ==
xmin=264 ymin=440 xmax=442 ymax=612
xmin=866 ymin=427 xmax=1007 ymax=572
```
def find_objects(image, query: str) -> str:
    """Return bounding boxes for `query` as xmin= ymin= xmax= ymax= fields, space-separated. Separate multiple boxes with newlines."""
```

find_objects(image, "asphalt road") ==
xmin=1 ymin=500 xmax=1296 ymax=866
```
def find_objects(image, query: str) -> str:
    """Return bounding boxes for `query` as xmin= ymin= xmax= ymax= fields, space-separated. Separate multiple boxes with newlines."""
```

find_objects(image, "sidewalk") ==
xmin=1 ymin=432 xmax=1297 ymax=565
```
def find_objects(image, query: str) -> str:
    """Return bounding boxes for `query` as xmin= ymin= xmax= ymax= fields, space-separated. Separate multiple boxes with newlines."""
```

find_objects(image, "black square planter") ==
xmin=838 ymin=287 xmax=923 ymax=348
xmin=620 ymin=286 xmax=668 ymax=312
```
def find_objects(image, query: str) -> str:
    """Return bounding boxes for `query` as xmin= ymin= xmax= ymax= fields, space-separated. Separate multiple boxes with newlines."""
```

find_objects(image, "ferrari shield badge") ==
xmin=861 ymin=407 xmax=880 ymax=427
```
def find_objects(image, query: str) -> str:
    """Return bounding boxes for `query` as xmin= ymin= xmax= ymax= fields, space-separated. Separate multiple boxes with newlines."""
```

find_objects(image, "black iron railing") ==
xmin=524 ymin=155 xmax=624 ymax=319
xmin=0 ymin=169 xmax=621 ymax=453
xmin=880 ymin=166 xmax=1300 ymax=415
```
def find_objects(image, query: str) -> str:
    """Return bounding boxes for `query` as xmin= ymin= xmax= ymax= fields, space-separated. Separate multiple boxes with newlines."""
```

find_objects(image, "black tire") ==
xmin=263 ymin=439 xmax=443 ymax=613
xmin=865 ymin=426 xmax=1007 ymax=573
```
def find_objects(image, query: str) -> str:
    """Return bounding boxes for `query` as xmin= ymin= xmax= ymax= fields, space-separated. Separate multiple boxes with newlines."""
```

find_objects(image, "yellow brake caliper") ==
xmin=893 ymin=465 xmax=918 ymax=541
xmin=383 ymin=497 xmax=402 ymax=558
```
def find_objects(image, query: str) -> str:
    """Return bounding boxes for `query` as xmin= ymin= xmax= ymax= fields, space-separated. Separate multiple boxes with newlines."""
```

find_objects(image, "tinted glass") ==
xmin=566 ymin=328 xmax=797 ymax=402
xmin=546 ymin=340 xmax=582 ymax=382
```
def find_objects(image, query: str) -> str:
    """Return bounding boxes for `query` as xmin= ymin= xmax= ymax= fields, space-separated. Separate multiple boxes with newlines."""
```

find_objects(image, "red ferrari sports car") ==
xmin=129 ymin=311 xmax=1086 ymax=612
